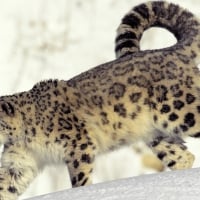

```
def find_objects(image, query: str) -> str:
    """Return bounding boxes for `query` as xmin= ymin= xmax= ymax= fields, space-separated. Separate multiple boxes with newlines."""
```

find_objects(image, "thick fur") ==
xmin=0 ymin=1 xmax=200 ymax=199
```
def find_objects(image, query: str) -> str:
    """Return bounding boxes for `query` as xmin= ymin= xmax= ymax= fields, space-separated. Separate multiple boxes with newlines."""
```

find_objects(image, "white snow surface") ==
xmin=28 ymin=168 xmax=200 ymax=200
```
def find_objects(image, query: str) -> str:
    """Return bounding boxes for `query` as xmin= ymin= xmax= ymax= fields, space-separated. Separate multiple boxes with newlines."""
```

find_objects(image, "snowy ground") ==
xmin=28 ymin=168 xmax=200 ymax=200
xmin=0 ymin=0 xmax=200 ymax=199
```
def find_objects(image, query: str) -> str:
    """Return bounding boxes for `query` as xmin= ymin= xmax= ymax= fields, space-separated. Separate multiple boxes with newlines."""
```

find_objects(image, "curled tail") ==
xmin=115 ymin=1 xmax=200 ymax=59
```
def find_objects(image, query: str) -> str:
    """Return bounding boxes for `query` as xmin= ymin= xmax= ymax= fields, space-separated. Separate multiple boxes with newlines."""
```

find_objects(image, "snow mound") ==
xmin=27 ymin=168 xmax=200 ymax=200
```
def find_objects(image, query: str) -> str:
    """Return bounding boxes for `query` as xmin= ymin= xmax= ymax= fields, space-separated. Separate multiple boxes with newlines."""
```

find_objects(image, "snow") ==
xmin=28 ymin=168 xmax=200 ymax=200
xmin=0 ymin=0 xmax=200 ymax=199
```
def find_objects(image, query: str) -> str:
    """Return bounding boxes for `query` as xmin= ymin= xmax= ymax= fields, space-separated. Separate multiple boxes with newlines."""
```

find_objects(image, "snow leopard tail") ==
xmin=115 ymin=1 xmax=200 ymax=59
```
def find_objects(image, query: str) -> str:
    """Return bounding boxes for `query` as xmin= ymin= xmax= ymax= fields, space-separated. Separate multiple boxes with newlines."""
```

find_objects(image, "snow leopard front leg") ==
xmin=65 ymin=133 xmax=97 ymax=188
xmin=0 ymin=141 xmax=38 ymax=200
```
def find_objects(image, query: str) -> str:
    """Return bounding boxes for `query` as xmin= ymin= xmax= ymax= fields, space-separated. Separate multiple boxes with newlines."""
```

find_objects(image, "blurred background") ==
xmin=0 ymin=0 xmax=200 ymax=199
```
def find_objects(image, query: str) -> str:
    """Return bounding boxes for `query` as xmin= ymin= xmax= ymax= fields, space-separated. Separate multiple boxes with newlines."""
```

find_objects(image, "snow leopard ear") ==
xmin=1 ymin=102 xmax=15 ymax=117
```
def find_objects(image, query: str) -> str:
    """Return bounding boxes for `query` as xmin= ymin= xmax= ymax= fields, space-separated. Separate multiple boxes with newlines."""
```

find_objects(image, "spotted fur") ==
xmin=115 ymin=1 xmax=200 ymax=58
xmin=0 ymin=1 xmax=200 ymax=199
